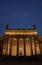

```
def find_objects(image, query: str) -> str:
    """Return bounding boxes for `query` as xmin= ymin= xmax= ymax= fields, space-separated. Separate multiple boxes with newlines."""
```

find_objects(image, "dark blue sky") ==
xmin=0 ymin=0 xmax=42 ymax=36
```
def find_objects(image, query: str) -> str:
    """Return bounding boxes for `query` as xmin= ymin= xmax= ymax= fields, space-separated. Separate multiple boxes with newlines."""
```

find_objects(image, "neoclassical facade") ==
xmin=2 ymin=29 xmax=40 ymax=56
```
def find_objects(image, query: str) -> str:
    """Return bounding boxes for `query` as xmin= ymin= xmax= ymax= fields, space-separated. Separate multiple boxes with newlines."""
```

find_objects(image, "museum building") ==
xmin=2 ymin=25 xmax=41 ymax=56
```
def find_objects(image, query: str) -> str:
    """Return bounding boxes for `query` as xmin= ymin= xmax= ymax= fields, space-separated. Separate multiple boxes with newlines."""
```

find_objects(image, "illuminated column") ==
xmin=40 ymin=42 xmax=42 ymax=55
xmin=10 ymin=37 xmax=12 ymax=56
xmin=25 ymin=38 xmax=31 ymax=56
xmin=30 ymin=38 xmax=33 ymax=55
xmin=7 ymin=37 xmax=11 ymax=55
xmin=35 ymin=39 xmax=40 ymax=55
xmin=24 ymin=38 xmax=26 ymax=56
xmin=31 ymin=37 xmax=36 ymax=55
xmin=2 ymin=38 xmax=7 ymax=55
xmin=6 ymin=37 xmax=9 ymax=55
xmin=17 ymin=38 xmax=19 ymax=56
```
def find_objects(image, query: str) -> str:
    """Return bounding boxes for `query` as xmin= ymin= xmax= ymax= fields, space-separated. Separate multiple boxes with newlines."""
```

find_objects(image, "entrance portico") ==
xmin=2 ymin=29 xmax=40 ymax=56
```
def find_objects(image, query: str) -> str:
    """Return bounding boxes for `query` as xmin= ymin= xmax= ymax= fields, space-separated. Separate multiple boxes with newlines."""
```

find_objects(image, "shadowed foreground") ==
xmin=0 ymin=55 xmax=42 ymax=62
xmin=0 ymin=55 xmax=42 ymax=65
xmin=0 ymin=62 xmax=42 ymax=65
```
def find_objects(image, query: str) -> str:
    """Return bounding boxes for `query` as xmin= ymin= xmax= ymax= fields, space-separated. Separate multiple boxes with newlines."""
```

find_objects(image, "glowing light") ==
xmin=5 ymin=30 xmax=37 ymax=35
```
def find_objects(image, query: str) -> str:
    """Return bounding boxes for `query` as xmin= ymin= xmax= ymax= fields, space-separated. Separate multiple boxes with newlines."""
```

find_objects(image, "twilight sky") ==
xmin=0 ymin=0 xmax=42 ymax=36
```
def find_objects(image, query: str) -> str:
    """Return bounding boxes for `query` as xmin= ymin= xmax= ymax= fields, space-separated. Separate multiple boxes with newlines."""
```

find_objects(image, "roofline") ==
xmin=6 ymin=29 xmax=36 ymax=30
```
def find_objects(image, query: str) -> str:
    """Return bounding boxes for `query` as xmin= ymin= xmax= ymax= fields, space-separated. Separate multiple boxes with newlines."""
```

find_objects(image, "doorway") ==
xmin=19 ymin=48 xmax=22 ymax=56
